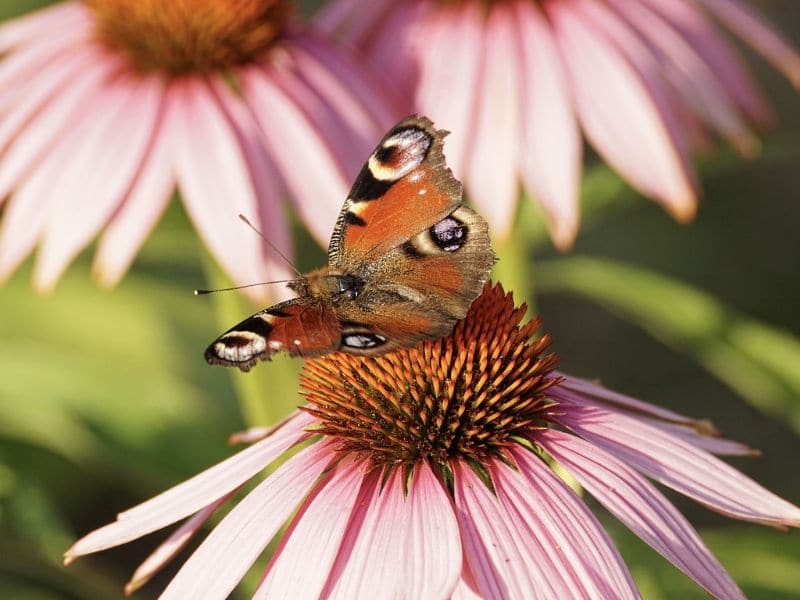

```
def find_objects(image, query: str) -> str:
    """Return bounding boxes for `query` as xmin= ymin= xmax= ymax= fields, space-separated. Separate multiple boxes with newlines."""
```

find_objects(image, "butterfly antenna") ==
xmin=238 ymin=214 xmax=303 ymax=278
xmin=194 ymin=279 xmax=297 ymax=295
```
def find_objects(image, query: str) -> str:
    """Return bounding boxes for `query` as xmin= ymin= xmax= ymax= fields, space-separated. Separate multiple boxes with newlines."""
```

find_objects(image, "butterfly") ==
xmin=204 ymin=115 xmax=495 ymax=372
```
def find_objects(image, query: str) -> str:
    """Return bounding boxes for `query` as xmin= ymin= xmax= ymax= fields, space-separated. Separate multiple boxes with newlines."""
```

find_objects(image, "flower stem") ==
xmin=201 ymin=254 xmax=300 ymax=427
xmin=491 ymin=200 xmax=540 ymax=313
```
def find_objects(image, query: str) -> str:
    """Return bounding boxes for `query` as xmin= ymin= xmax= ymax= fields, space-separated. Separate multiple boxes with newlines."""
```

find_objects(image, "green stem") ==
xmin=201 ymin=255 xmax=301 ymax=428
xmin=491 ymin=199 xmax=540 ymax=313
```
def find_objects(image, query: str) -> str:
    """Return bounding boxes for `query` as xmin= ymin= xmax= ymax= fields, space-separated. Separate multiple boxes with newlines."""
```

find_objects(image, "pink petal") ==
xmin=404 ymin=462 xmax=462 ymax=599
xmin=93 ymin=89 xmax=175 ymax=288
xmin=498 ymin=454 xmax=641 ymax=599
xmin=171 ymin=77 xmax=285 ymax=299
xmin=0 ymin=50 xmax=119 ymax=202
xmin=34 ymin=75 xmax=162 ymax=292
xmin=358 ymin=1 xmax=424 ymax=100
xmin=649 ymin=420 xmax=755 ymax=456
xmin=321 ymin=469 xmax=407 ymax=599
xmin=64 ymin=411 xmax=313 ymax=560
xmin=537 ymin=429 xmax=744 ymax=599
xmin=0 ymin=2 xmax=88 ymax=51
xmin=608 ymin=0 xmax=759 ymax=155
xmin=548 ymin=0 xmax=698 ymax=221
xmin=293 ymin=31 xmax=402 ymax=133
xmin=465 ymin=3 xmax=521 ymax=237
xmin=414 ymin=2 xmax=483 ymax=178
xmin=125 ymin=492 xmax=235 ymax=596
xmin=0 ymin=24 xmax=89 ymax=107
xmin=640 ymin=0 xmax=772 ymax=125
xmin=286 ymin=38 xmax=388 ymax=149
xmin=555 ymin=378 xmax=754 ymax=455
xmin=514 ymin=0 xmax=581 ymax=249
xmin=0 ymin=62 xmax=121 ymax=281
xmin=558 ymin=373 xmax=709 ymax=424
xmin=450 ymin=578 xmax=483 ymax=600
xmin=315 ymin=0 xmax=395 ymax=45
xmin=209 ymin=76 xmax=296 ymax=300
xmin=454 ymin=460 xmax=575 ymax=599
xmin=255 ymin=459 xmax=366 ymax=599
xmin=160 ymin=440 xmax=333 ymax=600
xmin=558 ymin=403 xmax=800 ymax=528
xmin=241 ymin=64 xmax=347 ymax=246
xmin=695 ymin=0 xmax=800 ymax=89
xmin=268 ymin=50 xmax=371 ymax=180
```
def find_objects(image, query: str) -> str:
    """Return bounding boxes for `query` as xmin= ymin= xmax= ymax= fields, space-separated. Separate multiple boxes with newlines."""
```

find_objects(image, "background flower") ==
xmin=65 ymin=284 xmax=800 ymax=598
xmin=0 ymin=1 xmax=398 ymax=297
xmin=320 ymin=0 xmax=800 ymax=248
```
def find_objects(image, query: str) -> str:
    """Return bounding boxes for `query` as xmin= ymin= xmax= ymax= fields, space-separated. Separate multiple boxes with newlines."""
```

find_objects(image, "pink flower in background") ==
xmin=65 ymin=284 xmax=800 ymax=598
xmin=320 ymin=0 xmax=800 ymax=248
xmin=0 ymin=1 xmax=398 ymax=298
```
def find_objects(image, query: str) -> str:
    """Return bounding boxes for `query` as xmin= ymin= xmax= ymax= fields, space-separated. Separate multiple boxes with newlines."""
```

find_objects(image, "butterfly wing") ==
xmin=335 ymin=206 xmax=495 ymax=355
xmin=205 ymin=298 xmax=341 ymax=372
xmin=328 ymin=115 xmax=462 ymax=268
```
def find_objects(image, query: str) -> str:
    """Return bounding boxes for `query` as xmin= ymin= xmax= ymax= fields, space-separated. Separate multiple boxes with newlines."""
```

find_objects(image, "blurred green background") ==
xmin=1 ymin=1 xmax=799 ymax=598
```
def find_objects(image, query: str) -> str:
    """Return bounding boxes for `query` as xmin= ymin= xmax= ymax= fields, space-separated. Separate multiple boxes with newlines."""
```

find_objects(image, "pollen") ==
xmin=84 ymin=0 xmax=292 ymax=74
xmin=300 ymin=283 xmax=561 ymax=473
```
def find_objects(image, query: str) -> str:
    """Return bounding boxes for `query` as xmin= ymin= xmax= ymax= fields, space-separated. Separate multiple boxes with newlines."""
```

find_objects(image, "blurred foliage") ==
xmin=1 ymin=0 xmax=799 ymax=598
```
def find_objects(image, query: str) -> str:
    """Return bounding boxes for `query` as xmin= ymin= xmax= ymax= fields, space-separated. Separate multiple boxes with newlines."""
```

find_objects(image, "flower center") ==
xmin=300 ymin=284 xmax=560 ymax=472
xmin=85 ymin=0 xmax=292 ymax=74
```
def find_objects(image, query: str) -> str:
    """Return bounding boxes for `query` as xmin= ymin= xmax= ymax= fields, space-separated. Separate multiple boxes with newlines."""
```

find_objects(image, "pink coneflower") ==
xmin=0 ymin=1 xmax=397 ymax=297
xmin=319 ymin=0 xmax=800 ymax=248
xmin=65 ymin=283 xmax=800 ymax=598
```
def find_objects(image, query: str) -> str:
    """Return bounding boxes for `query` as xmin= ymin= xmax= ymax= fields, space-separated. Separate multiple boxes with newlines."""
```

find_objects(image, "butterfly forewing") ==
xmin=328 ymin=115 xmax=462 ymax=268
xmin=205 ymin=299 xmax=341 ymax=372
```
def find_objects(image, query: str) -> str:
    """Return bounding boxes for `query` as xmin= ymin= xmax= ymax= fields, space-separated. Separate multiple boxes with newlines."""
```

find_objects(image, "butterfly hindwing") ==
xmin=328 ymin=115 xmax=462 ymax=269
xmin=204 ymin=298 xmax=341 ymax=371
xmin=333 ymin=205 xmax=495 ymax=353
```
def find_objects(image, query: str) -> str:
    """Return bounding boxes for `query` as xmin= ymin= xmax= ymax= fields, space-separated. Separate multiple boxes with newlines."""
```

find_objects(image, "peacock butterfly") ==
xmin=204 ymin=115 xmax=495 ymax=372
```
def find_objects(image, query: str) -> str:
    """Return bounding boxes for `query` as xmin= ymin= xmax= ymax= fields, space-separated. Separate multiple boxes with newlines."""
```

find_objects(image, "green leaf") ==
xmin=536 ymin=256 xmax=800 ymax=432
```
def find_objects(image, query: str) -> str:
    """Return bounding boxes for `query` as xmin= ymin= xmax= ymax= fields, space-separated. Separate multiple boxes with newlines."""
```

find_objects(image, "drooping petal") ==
xmin=254 ymin=459 xmax=365 ymax=599
xmin=558 ymin=404 xmax=800 ymax=528
xmin=315 ymin=0 xmax=395 ymax=44
xmin=0 ymin=63 xmax=121 ymax=281
xmin=34 ymin=74 xmax=162 ymax=291
xmin=0 ymin=20 xmax=89 ymax=106
xmin=293 ymin=31 xmax=402 ymax=130
xmin=640 ymin=0 xmax=771 ymax=125
xmin=403 ymin=462 xmax=462 ymax=599
xmin=358 ymin=1 xmax=424 ymax=100
xmin=454 ymin=460 xmax=578 ymax=599
xmin=241 ymin=63 xmax=347 ymax=245
xmin=124 ymin=491 xmax=235 ymax=596
xmin=160 ymin=441 xmax=333 ymax=600
xmin=608 ymin=0 xmax=759 ymax=155
xmin=93 ymin=87 xmax=175 ymax=288
xmin=171 ymin=77 xmax=281 ymax=299
xmin=321 ymin=469 xmax=408 ymax=599
xmin=0 ymin=50 xmax=119 ymax=202
xmin=268 ymin=51 xmax=370 ymax=181
xmin=500 ymin=453 xmax=641 ymax=599
xmin=209 ymin=75 xmax=295 ymax=299
xmin=465 ymin=2 xmax=521 ymax=237
xmin=547 ymin=0 xmax=697 ymax=221
xmin=514 ymin=0 xmax=581 ymax=249
xmin=536 ymin=428 xmax=744 ymax=600
xmin=0 ymin=1 xmax=88 ymax=51
xmin=414 ymin=1 xmax=483 ymax=178
xmin=285 ymin=37 xmax=392 ymax=171
xmin=694 ymin=0 xmax=800 ymax=89
xmin=64 ymin=411 xmax=313 ymax=560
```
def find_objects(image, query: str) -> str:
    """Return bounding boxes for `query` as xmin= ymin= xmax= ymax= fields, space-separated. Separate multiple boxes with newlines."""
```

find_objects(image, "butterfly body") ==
xmin=205 ymin=116 xmax=495 ymax=372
